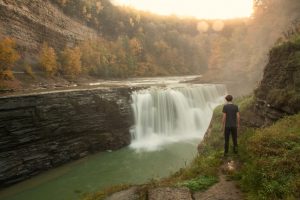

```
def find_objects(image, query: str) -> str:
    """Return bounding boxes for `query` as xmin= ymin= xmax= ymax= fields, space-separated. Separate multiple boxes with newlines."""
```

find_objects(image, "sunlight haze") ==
xmin=113 ymin=0 xmax=254 ymax=19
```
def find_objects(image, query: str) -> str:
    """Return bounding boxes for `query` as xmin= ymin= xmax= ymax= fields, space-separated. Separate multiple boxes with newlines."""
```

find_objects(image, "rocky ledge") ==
xmin=0 ymin=87 xmax=135 ymax=187
xmin=253 ymin=40 xmax=300 ymax=124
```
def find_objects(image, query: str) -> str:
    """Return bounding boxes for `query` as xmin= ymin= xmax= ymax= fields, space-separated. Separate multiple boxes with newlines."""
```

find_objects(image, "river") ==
xmin=0 ymin=142 xmax=199 ymax=200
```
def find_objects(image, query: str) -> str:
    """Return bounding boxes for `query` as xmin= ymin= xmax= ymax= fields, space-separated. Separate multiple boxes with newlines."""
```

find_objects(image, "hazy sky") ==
xmin=113 ymin=0 xmax=254 ymax=19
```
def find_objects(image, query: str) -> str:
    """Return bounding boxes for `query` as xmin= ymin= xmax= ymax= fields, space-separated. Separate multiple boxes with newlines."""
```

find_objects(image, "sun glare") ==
xmin=113 ymin=0 xmax=254 ymax=20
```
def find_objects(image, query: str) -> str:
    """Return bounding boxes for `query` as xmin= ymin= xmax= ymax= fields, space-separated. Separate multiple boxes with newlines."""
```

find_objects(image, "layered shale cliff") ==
xmin=0 ymin=87 xmax=134 ymax=187
xmin=0 ymin=0 xmax=97 ymax=53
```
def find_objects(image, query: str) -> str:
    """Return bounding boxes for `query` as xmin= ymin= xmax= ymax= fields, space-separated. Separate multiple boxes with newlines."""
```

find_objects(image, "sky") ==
xmin=112 ymin=0 xmax=254 ymax=20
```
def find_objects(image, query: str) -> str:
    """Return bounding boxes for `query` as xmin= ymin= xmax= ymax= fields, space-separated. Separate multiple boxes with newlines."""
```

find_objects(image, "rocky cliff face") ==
xmin=0 ymin=87 xmax=134 ymax=187
xmin=0 ymin=0 xmax=97 ymax=53
xmin=253 ymin=40 xmax=300 ymax=124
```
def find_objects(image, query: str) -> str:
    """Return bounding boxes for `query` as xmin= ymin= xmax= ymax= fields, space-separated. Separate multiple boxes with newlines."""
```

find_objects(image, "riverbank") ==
xmin=83 ymin=95 xmax=300 ymax=200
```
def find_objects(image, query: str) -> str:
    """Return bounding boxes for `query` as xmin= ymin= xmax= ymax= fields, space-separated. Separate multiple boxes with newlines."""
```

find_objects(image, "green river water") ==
xmin=0 ymin=141 xmax=199 ymax=200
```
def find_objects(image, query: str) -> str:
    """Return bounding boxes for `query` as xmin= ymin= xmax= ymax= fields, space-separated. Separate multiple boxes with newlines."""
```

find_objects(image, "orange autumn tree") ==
xmin=60 ymin=46 xmax=82 ymax=78
xmin=39 ymin=42 xmax=58 ymax=77
xmin=0 ymin=37 xmax=20 ymax=80
xmin=129 ymin=38 xmax=142 ymax=56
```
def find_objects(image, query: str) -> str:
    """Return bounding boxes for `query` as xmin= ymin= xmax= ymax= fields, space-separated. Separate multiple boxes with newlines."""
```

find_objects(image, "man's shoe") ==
xmin=233 ymin=147 xmax=238 ymax=154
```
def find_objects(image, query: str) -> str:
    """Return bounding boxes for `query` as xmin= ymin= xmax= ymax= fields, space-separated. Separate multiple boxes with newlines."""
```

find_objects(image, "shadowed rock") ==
xmin=105 ymin=187 xmax=139 ymax=200
xmin=0 ymin=87 xmax=137 ymax=187
xmin=148 ymin=187 xmax=193 ymax=200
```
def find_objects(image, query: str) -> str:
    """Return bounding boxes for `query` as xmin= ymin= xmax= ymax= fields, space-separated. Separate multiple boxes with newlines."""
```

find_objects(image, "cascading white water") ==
xmin=130 ymin=84 xmax=227 ymax=151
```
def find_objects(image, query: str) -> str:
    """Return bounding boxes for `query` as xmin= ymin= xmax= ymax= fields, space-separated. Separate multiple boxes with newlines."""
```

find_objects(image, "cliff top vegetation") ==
xmin=0 ymin=0 xmax=299 ymax=94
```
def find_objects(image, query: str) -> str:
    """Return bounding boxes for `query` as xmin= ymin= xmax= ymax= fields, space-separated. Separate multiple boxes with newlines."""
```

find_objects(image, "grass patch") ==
xmin=236 ymin=95 xmax=254 ymax=112
xmin=237 ymin=114 xmax=300 ymax=200
xmin=81 ymin=184 xmax=133 ymax=200
xmin=177 ymin=175 xmax=218 ymax=191
xmin=267 ymin=89 xmax=300 ymax=111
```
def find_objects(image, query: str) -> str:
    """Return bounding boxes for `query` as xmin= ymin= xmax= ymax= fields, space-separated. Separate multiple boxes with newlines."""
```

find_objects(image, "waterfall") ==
xmin=130 ymin=84 xmax=227 ymax=151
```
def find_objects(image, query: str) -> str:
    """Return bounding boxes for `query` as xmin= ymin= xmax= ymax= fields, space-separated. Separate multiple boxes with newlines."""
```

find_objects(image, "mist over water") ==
xmin=130 ymin=84 xmax=227 ymax=151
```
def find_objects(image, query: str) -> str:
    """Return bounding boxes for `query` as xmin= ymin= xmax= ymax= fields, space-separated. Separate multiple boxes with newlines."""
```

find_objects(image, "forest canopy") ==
xmin=1 ymin=0 xmax=300 ymax=84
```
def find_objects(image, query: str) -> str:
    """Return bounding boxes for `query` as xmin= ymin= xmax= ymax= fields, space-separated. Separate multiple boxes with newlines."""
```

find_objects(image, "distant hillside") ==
xmin=0 ymin=0 xmax=97 ymax=53
xmin=0 ymin=0 xmax=299 ymax=91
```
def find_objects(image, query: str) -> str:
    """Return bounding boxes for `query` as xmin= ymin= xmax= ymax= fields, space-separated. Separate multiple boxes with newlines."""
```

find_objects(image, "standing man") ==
xmin=222 ymin=95 xmax=240 ymax=156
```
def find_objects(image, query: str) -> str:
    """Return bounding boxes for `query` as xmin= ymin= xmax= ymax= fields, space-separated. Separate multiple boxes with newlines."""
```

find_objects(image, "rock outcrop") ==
xmin=0 ymin=0 xmax=97 ymax=53
xmin=254 ymin=40 xmax=300 ymax=124
xmin=0 ymin=87 xmax=134 ymax=187
xmin=148 ymin=187 xmax=193 ymax=200
xmin=105 ymin=187 xmax=140 ymax=200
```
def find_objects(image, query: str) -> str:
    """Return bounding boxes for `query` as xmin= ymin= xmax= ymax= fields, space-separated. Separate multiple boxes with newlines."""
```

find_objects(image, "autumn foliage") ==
xmin=39 ymin=42 xmax=58 ymax=77
xmin=38 ymin=42 xmax=84 ymax=79
xmin=1 ymin=0 xmax=299 ymax=84
xmin=60 ymin=46 xmax=82 ymax=78
xmin=0 ymin=37 xmax=20 ymax=80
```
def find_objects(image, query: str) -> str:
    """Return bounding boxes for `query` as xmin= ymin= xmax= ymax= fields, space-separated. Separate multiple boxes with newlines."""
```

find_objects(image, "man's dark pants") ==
xmin=224 ymin=127 xmax=238 ymax=154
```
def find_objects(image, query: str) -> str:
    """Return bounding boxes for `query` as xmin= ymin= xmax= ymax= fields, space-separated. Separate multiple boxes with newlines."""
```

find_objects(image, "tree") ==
xmin=129 ymin=38 xmax=142 ymax=56
xmin=39 ymin=42 xmax=58 ymax=77
xmin=60 ymin=46 xmax=82 ymax=78
xmin=0 ymin=37 xmax=20 ymax=80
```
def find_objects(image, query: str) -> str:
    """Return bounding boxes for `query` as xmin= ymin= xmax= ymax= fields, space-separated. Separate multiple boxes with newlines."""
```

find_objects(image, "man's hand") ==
xmin=222 ymin=113 xmax=226 ymax=133
xmin=237 ymin=112 xmax=240 ymax=130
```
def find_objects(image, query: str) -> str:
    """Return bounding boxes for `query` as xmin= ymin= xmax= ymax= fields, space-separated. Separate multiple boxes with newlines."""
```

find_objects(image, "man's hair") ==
xmin=225 ymin=95 xmax=233 ymax=102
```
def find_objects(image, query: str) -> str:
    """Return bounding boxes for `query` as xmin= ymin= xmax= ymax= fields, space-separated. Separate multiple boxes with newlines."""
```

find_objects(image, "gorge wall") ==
xmin=252 ymin=39 xmax=300 ymax=125
xmin=0 ymin=87 xmax=134 ymax=187
xmin=0 ymin=0 xmax=97 ymax=53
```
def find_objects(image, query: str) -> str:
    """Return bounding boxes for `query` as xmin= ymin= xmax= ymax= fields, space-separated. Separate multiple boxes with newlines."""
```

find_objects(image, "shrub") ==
xmin=177 ymin=176 xmax=218 ymax=191
xmin=267 ymin=89 xmax=300 ymax=112
xmin=0 ymin=69 xmax=15 ymax=80
xmin=60 ymin=46 xmax=82 ymax=78
xmin=79 ymin=39 xmax=111 ymax=76
xmin=0 ymin=37 xmax=20 ymax=80
xmin=39 ymin=42 xmax=58 ymax=77
xmin=24 ymin=64 xmax=35 ymax=79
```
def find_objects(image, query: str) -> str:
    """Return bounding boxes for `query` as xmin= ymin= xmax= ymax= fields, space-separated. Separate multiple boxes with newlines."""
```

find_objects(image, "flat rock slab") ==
xmin=105 ymin=187 xmax=139 ymax=200
xmin=148 ymin=187 xmax=192 ymax=200
xmin=193 ymin=175 xmax=244 ymax=200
